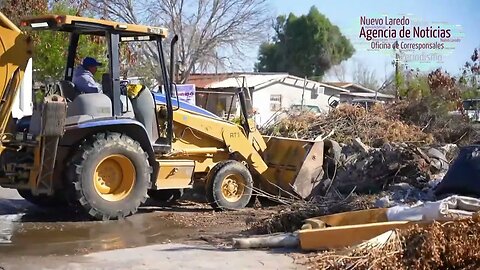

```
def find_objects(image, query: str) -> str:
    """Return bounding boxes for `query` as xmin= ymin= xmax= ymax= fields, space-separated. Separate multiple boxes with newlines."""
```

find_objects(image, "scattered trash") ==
xmin=331 ymin=142 xmax=443 ymax=194
xmin=299 ymin=218 xmax=480 ymax=270
xmin=252 ymin=102 xmax=478 ymax=269
xmin=243 ymin=194 xmax=480 ymax=251
xmin=232 ymin=233 xmax=298 ymax=249
xmin=435 ymin=145 xmax=480 ymax=198
xmin=387 ymin=195 xmax=480 ymax=222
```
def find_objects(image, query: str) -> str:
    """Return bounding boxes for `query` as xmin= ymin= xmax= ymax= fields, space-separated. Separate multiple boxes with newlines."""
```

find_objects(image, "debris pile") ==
xmin=330 ymin=142 xmax=452 ymax=195
xmin=255 ymin=101 xmax=478 ymax=269
xmin=261 ymin=104 xmax=434 ymax=147
xmin=300 ymin=218 xmax=480 ymax=270
xmin=251 ymin=140 xmax=455 ymax=234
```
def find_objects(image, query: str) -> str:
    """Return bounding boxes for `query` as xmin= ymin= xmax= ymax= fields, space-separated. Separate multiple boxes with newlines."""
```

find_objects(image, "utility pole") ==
xmin=393 ymin=40 xmax=400 ymax=100
xmin=395 ymin=52 xmax=399 ymax=99
xmin=301 ymin=76 xmax=306 ymax=111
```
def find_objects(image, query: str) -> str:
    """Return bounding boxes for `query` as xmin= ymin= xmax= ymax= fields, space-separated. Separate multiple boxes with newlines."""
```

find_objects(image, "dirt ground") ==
xmin=0 ymin=187 xmax=301 ymax=269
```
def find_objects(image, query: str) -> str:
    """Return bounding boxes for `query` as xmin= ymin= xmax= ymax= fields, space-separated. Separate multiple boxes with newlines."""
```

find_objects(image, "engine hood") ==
xmin=152 ymin=92 xmax=220 ymax=119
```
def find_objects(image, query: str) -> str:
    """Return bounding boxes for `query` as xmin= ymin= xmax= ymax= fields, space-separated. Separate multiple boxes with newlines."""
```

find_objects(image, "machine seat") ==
xmin=57 ymin=80 xmax=79 ymax=102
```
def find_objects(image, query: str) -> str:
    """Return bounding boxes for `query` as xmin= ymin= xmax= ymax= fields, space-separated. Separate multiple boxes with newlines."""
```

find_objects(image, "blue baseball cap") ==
xmin=82 ymin=57 xmax=103 ymax=68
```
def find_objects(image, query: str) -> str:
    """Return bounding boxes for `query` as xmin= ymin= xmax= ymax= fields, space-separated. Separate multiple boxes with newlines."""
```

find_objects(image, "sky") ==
xmin=239 ymin=0 xmax=479 ymax=83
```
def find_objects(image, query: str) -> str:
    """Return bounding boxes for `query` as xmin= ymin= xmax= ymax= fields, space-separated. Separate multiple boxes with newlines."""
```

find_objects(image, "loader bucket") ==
xmin=260 ymin=136 xmax=326 ymax=199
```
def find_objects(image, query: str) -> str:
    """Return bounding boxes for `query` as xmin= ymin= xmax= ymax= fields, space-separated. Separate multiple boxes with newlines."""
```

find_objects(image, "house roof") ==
xmin=340 ymin=91 xmax=395 ymax=99
xmin=325 ymin=82 xmax=378 ymax=93
xmin=271 ymin=76 xmax=349 ymax=93
xmin=187 ymin=72 xmax=288 ymax=89
xmin=326 ymin=82 xmax=352 ymax=88
xmin=187 ymin=73 xmax=349 ymax=93
xmin=187 ymin=73 xmax=233 ymax=88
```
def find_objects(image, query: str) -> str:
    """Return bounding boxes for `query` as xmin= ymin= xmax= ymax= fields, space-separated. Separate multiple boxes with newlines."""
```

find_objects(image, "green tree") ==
xmin=459 ymin=47 xmax=480 ymax=99
xmin=32 ymin=2 xmax=107 ymax=82
xmin=0 ymin=0 xmax=48 ymax=25
xmin=1 ymin=0 xmax=106 ymax=82
xmin=255 ymin=6 xmax=354 ymax=79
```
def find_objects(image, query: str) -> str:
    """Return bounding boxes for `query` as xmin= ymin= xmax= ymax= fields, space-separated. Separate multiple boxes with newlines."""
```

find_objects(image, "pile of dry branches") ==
xmin=250 ymin=194 xmax=377 ymax=234
xmin=301 ymin=218 xmax=480 ymax=270
xmin=262 ymin=104 xmax=434 ymax=147
xmin=391 ymin=100 xmax=476 ymax=145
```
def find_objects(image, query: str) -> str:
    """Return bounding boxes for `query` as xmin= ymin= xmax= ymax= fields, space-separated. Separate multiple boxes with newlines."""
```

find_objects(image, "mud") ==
xmin=0 ymin=211 xmax=198 ymax=257
xmin=0 ymin=188 xmax=278 ymax=259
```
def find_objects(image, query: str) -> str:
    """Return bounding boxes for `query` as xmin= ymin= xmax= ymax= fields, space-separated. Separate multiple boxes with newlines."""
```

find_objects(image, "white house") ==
xmin=187 ymin=73 xmax=348 ymax=126
xmin=325 ymin=82 xmax=396 ymax=103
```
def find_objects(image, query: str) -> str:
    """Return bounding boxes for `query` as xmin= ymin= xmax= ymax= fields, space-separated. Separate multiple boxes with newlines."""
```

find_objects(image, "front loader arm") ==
xmin=171 ymin=109 xmax=270 ymax=174
xmin=0 ymin=12 xmax=32 ymax=153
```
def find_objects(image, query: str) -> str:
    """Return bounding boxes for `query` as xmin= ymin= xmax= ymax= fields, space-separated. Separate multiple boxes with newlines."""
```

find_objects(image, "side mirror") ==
xmin=169 ymin=35 xmax=179 ymax=88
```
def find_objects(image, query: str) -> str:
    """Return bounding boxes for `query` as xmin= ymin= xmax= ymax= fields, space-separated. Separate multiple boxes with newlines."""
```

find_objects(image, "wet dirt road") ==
xmin=0 ymin=188 xmax=302 ymax=269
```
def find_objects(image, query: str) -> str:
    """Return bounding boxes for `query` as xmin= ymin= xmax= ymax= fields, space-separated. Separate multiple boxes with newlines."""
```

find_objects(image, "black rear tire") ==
xmin=206 ymin=160 xmax=253 ymax=210
xmin=65 ymin=132 xmax=152 ymax=220
xmin=17 ymin=189 xmax=67 ymax=208
xmin=148 ymin=189 xmax=184 ymax=203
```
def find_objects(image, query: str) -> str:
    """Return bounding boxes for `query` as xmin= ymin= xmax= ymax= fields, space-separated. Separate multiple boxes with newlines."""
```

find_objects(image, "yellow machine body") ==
xmin=156 ymin=104 xmax=327 ymax=199
xmin=0 ymin=13 xmax=32 ymax=154
xmin=0 ymin=11 xmax=330 ymax=210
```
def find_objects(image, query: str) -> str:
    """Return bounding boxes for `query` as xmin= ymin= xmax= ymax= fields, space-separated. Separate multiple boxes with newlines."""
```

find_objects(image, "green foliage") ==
xmin=461 ymin=89 xmax=480 ymax=99
xmin=255 ymin=6 xmax=354 ymax=79
xmin=398 ymin=68 xmax=461 ymax=116
xmin=231 ymin=116 xmax=242 ymax=125
xmin=399 ymin=73 xmax=429 ymax=100
xmin=0 ymin=0 xmax=47 ymax=25
xmin=459 ymin=47 xmax=480 ymax=99
xmin=31 ymin=2 xmax=107 ymax=82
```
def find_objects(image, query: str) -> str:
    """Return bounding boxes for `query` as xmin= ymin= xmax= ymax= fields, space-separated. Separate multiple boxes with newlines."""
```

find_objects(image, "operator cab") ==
xmin=20 ymin=15 xmax=177 ymax=153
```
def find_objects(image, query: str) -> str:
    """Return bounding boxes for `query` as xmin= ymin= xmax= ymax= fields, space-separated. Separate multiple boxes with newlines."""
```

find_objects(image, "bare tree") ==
xmin=352 ymin=61 xmax=379 ymax=90
xmin=86 ymin=0 xmax=271 ymax=83
xmin=328 ymin=61 xmax=348 ymax=82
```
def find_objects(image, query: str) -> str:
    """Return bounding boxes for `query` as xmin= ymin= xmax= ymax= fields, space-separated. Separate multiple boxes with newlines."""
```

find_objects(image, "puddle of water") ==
xmin=0 ymin=212 xmax=197 ymax=257
xmin=0 ymin=214 xmax=24 ymax=244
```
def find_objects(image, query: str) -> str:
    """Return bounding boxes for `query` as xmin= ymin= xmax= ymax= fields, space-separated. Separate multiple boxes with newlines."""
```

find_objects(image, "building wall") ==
xmin=252 ymin=82 xmax=338 ymax=126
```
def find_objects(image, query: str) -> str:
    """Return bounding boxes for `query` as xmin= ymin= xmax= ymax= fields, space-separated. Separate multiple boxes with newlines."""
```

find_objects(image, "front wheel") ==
xmin=205 ymin=160 xmax=253 ymax=210
xmin=65 ymin=132 xmax=152 ymax=220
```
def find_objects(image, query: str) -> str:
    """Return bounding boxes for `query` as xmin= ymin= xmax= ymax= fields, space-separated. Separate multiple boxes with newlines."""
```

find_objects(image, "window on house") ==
xmin=311 ymin=86 xmax=325 ymax=99
xmin=270 ymin=94 xmax=282 ymax=111
xmin=311 ymin=88 xmax=318 ymax=99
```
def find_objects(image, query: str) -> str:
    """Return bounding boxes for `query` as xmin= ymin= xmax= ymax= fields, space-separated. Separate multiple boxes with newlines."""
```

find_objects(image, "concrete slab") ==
xmin=0 ymin=243 xmax=303 ymax=270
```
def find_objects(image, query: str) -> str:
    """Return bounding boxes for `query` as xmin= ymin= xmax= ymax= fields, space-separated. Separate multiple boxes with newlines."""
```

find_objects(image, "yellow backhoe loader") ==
xmin=0 ymin=12 xmax=338 ymax=220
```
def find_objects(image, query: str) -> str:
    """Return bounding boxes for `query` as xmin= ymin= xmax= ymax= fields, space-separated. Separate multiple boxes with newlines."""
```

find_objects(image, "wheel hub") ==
xmin=221 ymin=174 xmax=246 ymax=203
xmin=93 ymin=154 xmax=136 ymax=202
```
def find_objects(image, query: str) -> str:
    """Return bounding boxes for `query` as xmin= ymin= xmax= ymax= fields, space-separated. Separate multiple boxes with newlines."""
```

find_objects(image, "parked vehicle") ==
xmin=350 ymin=98 xmax=384 ymax=110
xmin=462 ymin=99 xmax=480 ymax=122
xmin=289 ymin=104 xmax=324 ymax=115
